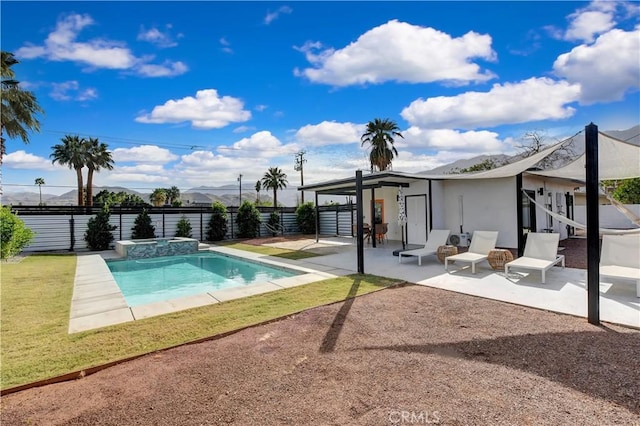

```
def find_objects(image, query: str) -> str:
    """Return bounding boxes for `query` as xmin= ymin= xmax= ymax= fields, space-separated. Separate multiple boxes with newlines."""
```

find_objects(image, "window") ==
xmin=374 ymin=199 xmax=384 ymax=224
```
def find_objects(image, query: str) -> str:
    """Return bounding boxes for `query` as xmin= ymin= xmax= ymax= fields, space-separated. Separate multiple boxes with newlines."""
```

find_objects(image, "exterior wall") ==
xmin=442 ymin=178 xmax=518 ymax=248
xmin=523 ymin=175 xmax=577 ymax=240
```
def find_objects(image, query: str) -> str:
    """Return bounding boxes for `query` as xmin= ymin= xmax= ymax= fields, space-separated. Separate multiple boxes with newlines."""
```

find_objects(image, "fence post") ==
xmin=69 ymin=213 xmax=75 ymax=252
xmin=200 ymin=208 xmax=204 ymax=241
xmin=162 ymin=208 xmax=166 ymax=238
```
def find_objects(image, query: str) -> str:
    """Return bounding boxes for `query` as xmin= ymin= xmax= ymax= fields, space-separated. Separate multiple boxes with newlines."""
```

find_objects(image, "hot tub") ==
xmin=115 ymin=237 xmax=199 ymax=259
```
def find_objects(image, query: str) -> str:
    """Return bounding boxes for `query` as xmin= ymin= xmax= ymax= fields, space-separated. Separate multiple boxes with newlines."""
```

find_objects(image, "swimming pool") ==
xmin=107 ymin=252 xmax=300 ymax=307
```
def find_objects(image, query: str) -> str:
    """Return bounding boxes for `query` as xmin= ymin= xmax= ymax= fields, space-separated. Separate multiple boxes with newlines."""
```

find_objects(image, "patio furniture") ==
xmin=599 ymin=234 xmax=640 ymax=297
xmin=352 ymin=223 xmax=372 ymax=243
xmin=398 ymin=229 xmax=451 ymax=265
xmin=436 ymin=244 xmax=458 ymax=264
xmin=488 ymin=249 xmax=514 ymax=271
xmin=504 ymin=233 xmax=564 ymax=283
xmin=445 ymin=231 xmax=499 ymax=274
xmin=374 ymin=223 xmax=388 ymax=244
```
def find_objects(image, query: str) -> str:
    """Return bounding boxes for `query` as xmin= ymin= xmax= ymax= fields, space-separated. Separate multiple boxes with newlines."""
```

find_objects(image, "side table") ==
xmin=488 ymin=249 xmax=514 ymax=271
xmin=437 ymin=245 xmax=458 ymax=264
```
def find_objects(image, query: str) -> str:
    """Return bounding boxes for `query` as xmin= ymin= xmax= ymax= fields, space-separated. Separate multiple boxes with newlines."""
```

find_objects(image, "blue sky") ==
xmin=2 ymin=1 xmax=639 ymax=201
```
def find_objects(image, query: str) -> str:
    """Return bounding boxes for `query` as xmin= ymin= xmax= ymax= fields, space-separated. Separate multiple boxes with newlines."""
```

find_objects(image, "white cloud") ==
xmin=553 ymin=27 xmax=640 ymax=104
xmin=136 ymin=61 xmax=188 ymax=77
xmin=564 ymin=1 xmax=618 ymax=42
xmin=254 ymin=104 xmax=268 ymax=112
xmin=108 ymin=173 xmax=170 ymax=183
xmin=264 ymin=6 xmax=292 ymax=25
xmin=233 ymin=125 xmax=255 ymax=133
xmin=16 ymin=13 xmax=187 ymax=78
xmin=112 ymin=145 xmax=178 ymax=163
xmin=402 ymin=127 xmax=507 ymax=153
xmin=3 ymin=151 xmax=56 ymax=170
xmin=218 ymin=131 xmax=299 ymax=157
xmin=135 ymin=89 xmax=251 ymax=129
xmin=178 ymin=150 xmax=254 ymax=171
xmin=50 ymin=81 xmax=98 ymax=101
xmin=294 ymin=20 xmax=496 ymax=86
xmin=137 ymin=26 xmax=179 ymax=48
xmin=295 ymin=121 xmax=364 ymax=146
xmin=219 ymin=37 xmax=233 ymax=54
xmin=401 ymin=77 xmax=581 ymax=129
xmin=115 ymin=164 xmax=167 ymax=174
xmin=16 ymin=14 xmax=137 ymax=69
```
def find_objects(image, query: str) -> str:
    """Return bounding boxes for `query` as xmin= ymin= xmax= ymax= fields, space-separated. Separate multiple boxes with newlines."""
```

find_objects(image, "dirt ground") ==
xmin=2 ymin=283 xmax=638 ymax=425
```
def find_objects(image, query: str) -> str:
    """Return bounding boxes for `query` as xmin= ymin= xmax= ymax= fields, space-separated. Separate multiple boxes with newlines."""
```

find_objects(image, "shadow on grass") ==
xmin=319 ymin=277 xmax=362 ymax=353
xmin=361 ymin=327 xmax=640 ymax=414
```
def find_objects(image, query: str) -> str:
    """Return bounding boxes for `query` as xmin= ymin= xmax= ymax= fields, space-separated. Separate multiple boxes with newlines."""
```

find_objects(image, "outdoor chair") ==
xmin=599 ymin=234 xmax=640 ymax=297
xmin=399 ymin=229 xmax=450 ymax=265
xmin=374 ymin=223 xmax=388 ymax=244
xmin=445 ymin=231 xmax=499 ymax=274
xmin=504 ymin=233 xmax=564 ymax=283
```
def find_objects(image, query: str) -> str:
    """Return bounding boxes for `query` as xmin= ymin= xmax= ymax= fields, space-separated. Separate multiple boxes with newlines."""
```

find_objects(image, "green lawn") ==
xmin=214 ymin=241 xmax=321 ymax=260
xmin=1 ymin=254 xmax=397 ymax=390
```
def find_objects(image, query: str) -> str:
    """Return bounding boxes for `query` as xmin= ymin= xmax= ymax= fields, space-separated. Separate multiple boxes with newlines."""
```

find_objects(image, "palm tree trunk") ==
xmin=76 ymin=167 xmax=84 ymax=206
xmin=273 ymin=189 xmax=277 ymax=209
xmin=86 ymin=168 xmax=94 ymax=207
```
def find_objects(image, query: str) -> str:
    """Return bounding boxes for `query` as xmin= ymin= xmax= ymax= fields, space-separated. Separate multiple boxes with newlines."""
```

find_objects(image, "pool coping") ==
xmin=68 ymin=247 xmax=353 ymax=333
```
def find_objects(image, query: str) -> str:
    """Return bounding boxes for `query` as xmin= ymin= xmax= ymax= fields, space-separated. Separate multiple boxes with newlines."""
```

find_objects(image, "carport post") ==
xmin=315 ymin=191 xmax=319 ymax=243
xmin=370 ymin=188 xmax=376 ymax=248
xmin=585 ymin=122 xmax=600 ymax=325
xmin=356 ymin=170 xmax=364 ymax=273
xmin=516 ymin=173 xmax=524 ymax=257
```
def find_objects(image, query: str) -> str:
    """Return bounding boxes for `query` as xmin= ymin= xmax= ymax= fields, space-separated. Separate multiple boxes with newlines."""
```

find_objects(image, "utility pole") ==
xmin=237 ymin=174 xmax=242 ymax=206
xmin=294 ymin=150 xmax=307 ymax=204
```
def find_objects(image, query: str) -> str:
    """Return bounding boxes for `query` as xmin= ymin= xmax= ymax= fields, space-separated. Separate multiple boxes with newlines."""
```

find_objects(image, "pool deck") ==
xmin=69 ymin=237 xmax=640 ymax=333
xmin=68 ymin=245 xmax=353 ymax=333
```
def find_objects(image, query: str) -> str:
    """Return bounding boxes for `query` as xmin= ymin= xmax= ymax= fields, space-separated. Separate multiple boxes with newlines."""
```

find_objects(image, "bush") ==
xmin=84 ymin=205 xmax=117 ymax=250
xmin=267 ymin=212 xmax=280 ymax=236
xmin=131 ymin=209 xmax=156 ymax=239
xmin=206 ymin=202 xmax=228 ymax=241
xmin=296 ymin=202 xmax=316 ymax=234
xmin=175 ymin=215 xmax=193 ymax=238
xmin=236 ymin=201 xmax=261 ymax=238
xmin=0 ymin=206 xmax=35 ymax=259
xmin=612 ymin=178 xmax=640 ymax=204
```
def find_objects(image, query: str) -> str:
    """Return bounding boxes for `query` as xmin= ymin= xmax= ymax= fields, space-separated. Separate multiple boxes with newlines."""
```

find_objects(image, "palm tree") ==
xmin=166 ymin=186 xmax=181 ymax=206
xmin=150 ymin=188 xmax=167 ymax=207
xmin=85 ymin=138 xmax=114 ymax=206
xmin=34 ymin=177 xmax=45 ymax=205
xmin=255 ymin=180 xmax=261 ymax=203
xmin=51 ymin=135 xmax=86 ymax=206
xmin=360 ymin=118 xmax=403 ymax=172
xmin=1 ymin=51 xmax=44 ymax=163
xmin=261 ymin=167 xmax=288 ymax=208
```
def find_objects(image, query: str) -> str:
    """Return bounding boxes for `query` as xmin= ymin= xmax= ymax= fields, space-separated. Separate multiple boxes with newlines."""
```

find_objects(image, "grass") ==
xmin=214 ymin=241 xmax=321 ymax=260
xmin=1 ymin=254 xmax=397 ymax=390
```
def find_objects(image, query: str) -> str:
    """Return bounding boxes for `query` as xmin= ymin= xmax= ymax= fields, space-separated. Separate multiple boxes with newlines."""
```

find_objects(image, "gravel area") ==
xmin=2 ymin=283 xmax=638 ymax=425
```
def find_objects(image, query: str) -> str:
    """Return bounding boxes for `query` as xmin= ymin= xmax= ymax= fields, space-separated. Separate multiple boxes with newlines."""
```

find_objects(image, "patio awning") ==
xmin=299 ymin=171 xmax=419 ymax=195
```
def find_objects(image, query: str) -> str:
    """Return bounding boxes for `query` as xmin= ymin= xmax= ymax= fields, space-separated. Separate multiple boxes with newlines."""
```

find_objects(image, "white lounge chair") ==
xmin=599 ymin=234 xmax=640 ymax=297
xmin=398 ymin=229 xmax=450 ymax=265
xmin=504 ymin=233 xmax=565 ymax=283
xmin=445 ymin=231 xmax=499 ymax=274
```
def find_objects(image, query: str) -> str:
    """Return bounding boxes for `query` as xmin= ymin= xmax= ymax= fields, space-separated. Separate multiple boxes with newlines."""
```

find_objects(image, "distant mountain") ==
xmin=421 ymin=154 xmax=511 ymax=175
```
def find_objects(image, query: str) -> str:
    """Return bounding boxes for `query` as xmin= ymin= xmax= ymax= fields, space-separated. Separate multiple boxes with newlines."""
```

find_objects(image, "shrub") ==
xmin=131 ymin=209 xmax=156 ymax=239
xmin=236 ymin=200 xmax=261 ymax=238
xmin=84 ymin=205 xmax=117 ymax=250
xmin=267 ymin=212 xmax=280 ymax=236
xmin=206 ymin=202 xmax=228 ymax=241
xmin=296 ymin=202 xmax=316 ymax=234
xmin=175 ymin=215 xmax=193 ymax=238
xmin=0 ymin=206 xmax=35 ymax=259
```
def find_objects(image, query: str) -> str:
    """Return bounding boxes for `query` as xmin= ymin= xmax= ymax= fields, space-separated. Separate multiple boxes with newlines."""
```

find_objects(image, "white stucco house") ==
xmin=300 ymin=128 xmax=640 ymax=254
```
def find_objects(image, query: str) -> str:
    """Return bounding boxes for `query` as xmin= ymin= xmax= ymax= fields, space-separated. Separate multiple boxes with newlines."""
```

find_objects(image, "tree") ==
xmin=267 ymin=212 xmax=280 ymax=236
xmin=34 ymin=177 xmax=45 ymax=205
xmin=175 ymin=215 xmax=193 ymax=238
xmin=236 ymin=200 xmax=261 ymax=238
xmin=206 ymin=201 xmax=228 ymax=241
xmin=448 ymin=158 xmax=498 ymax=174
xmin=1 ymin=51 xmax=44 ymax=163
xmin=84 ymin=205 xmax=117 ymax=250
xmin=85 ymin=138 xmax=114 ymax=206
xmin=255 ymin=180 xmax=261 ymax=204
xmin=51 ymin=135 xmax=86 ymax=206
xmin=295 ymin=202 xmax=316 ymax=234
xmin=361 ymin=118 xmax=403 ymax=172
xmin=611 ymin=178 xmax=640 ymax=204
xmin=166 ymin=186 xmax=181 ymax=206
xmin=262 ymin=167 xmax=288 ymax=208
xmin=150 ymin=188 xmax=167 ymax=207
xmin=93 ymin=190 xmax=149 ymax=207
xmin=0 ymin=206 xmax=34 ymax=259
xmin=131 ymin=209 xmax=156 ymax=239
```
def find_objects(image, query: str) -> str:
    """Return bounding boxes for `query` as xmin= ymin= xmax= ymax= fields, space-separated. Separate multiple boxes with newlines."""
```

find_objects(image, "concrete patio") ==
xmin=297 ymin=237 xmax=639 ymax=328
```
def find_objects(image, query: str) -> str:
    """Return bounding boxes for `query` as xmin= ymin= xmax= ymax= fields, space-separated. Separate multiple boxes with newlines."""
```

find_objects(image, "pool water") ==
xmin=107 ymin=252 xmax=299 ymax=307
